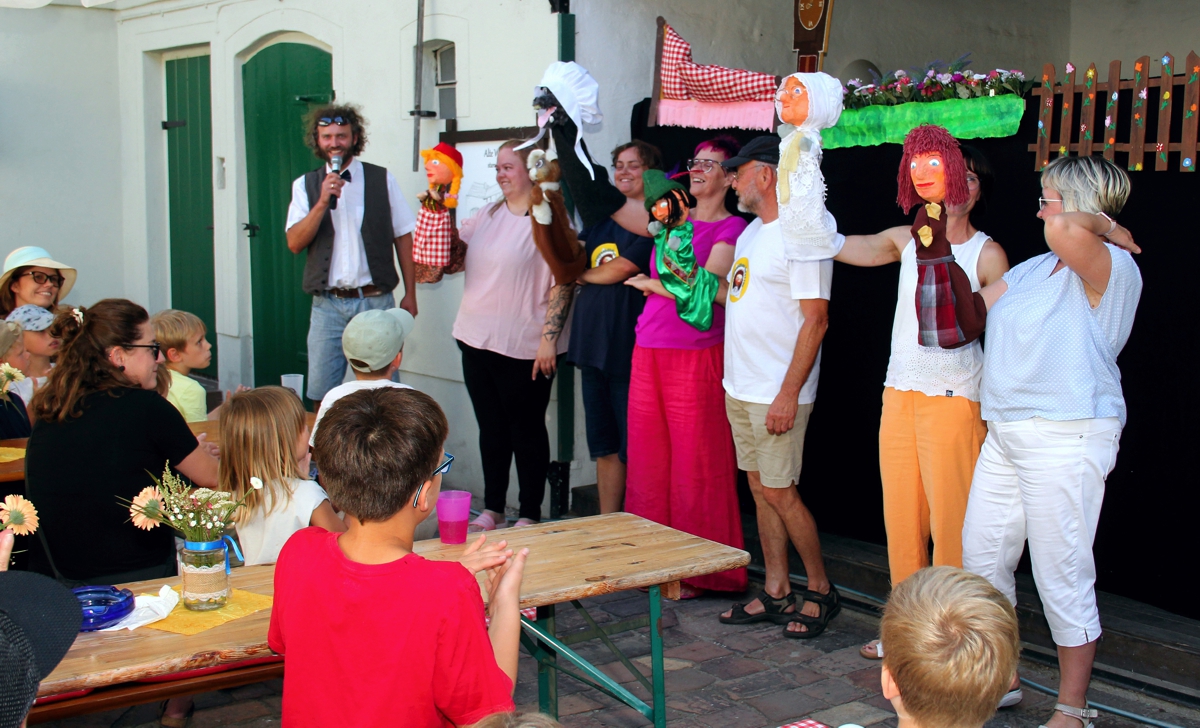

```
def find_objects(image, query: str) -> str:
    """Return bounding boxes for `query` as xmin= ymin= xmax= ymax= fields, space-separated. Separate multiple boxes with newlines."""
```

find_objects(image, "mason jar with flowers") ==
xmin=121 ymin=465 xmax=262 ymax=611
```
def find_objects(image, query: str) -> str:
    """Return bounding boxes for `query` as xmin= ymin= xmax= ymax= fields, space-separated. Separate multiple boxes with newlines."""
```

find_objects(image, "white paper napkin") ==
xmin=100 ymin=585 xmax=179 ymax=631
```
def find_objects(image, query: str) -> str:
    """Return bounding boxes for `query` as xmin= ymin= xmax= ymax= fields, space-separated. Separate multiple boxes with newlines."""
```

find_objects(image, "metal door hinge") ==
xmin=242 ymin=223 xmax=260 ymax=237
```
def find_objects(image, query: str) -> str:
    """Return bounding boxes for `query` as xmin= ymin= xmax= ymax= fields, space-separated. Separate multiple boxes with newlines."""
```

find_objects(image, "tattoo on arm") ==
xmin=542 ymin=283 xmax=576 ymax=342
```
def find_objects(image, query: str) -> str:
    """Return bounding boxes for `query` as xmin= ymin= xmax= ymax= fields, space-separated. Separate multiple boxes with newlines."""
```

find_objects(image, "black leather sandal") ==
xmin=783 ymin=585 xmax=841 ymax=639
xmin=719 ymin=589 xmax=796 ymax=625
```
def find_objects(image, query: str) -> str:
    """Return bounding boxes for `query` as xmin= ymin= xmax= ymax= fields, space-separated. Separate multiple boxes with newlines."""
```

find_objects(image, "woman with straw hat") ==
xmin=0 ymin=247 xmax=77 ymax=317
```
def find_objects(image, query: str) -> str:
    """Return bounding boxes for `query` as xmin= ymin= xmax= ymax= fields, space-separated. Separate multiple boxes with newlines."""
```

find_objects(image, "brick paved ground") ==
xmin=43 ymin=586 xmax=1200 ymax=728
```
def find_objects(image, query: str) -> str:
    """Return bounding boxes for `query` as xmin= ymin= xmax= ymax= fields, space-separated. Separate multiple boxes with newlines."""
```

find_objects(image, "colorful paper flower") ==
xmin=1112 ymin=92 xmax=1119 ymax=101
xmin=1087 ymin=68 xmax=1096 ymax=78
xmin=1185 ymin=158 xmax=1193 ymax=168
xmin=1162 ymin=55 xmax=1171 ymax=66
xmin=1139 ymin=88 xmax=1148 ymax=100
xmin=1108 ymin=138 xmax=1116 ymax=145
xmin=1157 ymin=142 xmax=1165 ymax=152
xmin=1059 ymin=146 xmax=1067 ymax=155
xmin=130 ymin=486 xmax=162 ymax=530
xmin=1065 ymin=62 xmax=1075 ymax=74
xmin=1163 ymin=91 xmax=1170 ymax=100
xmin=1 ymin=495 xmax=38 ymax=536
xmin=1081 ymin=124 xmax=1087 ymax=132
xmin=1105 ymin=115 xmax=1112 ymax=127
xmin=1135 ymin=62 xmax=1143 ymax=72
xmin=1038 ymin=120 xmax=1044 ymax=129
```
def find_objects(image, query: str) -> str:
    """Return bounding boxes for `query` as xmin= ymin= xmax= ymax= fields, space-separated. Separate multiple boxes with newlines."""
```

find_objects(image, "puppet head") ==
xmin=519 ymin=62 xmax=604 ymax=179
xmin=897 ymin=125 xmax=969 ymax=212
xmin=643 ymin=170 xmax=696 ymax=236
xmin=775 ymin=72 xmax=844 ymax=132
xmin=420 ymin=142 xmax=463 ymax=208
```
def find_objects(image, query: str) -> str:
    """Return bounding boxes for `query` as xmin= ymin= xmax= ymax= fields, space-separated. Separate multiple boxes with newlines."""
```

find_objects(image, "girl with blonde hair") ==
xmin=219 ymin=386 xmax=346 ymax=565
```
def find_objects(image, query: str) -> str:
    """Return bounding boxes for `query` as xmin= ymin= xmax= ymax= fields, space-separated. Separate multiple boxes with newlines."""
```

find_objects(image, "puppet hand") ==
xmin=459 ymin=535 xmax=513 ymax=575
xmin=532 ymin=338 xmax=557 ymax=380
xmin=765 ymin=392 xmax=798 ymax=435
xmin=416 ymin=189 xmax=431 ymax=203
xmin=1103 ymin=223 xmax=1140 ymax=254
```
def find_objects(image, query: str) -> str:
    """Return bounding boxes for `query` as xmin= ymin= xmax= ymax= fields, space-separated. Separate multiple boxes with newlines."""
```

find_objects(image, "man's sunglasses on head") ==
xmin=317 ymin=116 xmax=350 ymax=127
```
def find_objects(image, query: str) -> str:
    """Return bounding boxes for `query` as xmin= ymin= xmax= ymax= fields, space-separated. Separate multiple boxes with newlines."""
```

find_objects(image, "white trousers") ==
xmin=962 ymin=417 xmax=1121 ymax=647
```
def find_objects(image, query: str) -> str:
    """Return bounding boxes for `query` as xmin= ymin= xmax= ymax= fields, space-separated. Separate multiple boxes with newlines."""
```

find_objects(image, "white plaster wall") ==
xmin=0 ymin=5 xmax=123 ymax=309
xmin=1068 ymin=0 xmax=1200 ymax=79
xmin=824 ymin=0 xmax=1071 ymax=83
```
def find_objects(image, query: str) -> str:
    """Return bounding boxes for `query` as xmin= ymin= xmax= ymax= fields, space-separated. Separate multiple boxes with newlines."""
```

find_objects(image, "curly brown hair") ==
xmin=30 ymin=299 xmax=147 ymax=423
xmin=303 ymin=104 xmax=368 ymax=160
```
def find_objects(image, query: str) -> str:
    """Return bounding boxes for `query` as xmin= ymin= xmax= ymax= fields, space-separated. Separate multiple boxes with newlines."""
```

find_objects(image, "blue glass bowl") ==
xmin=72 ymin=585 xmax=135 ymax=632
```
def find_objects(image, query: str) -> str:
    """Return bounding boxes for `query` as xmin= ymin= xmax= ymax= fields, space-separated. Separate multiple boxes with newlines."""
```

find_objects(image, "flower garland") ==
xmin=120 ymin=464 xmax=262 ymax=542
xmin=842 ymin=55 xmax=1034 ymax=111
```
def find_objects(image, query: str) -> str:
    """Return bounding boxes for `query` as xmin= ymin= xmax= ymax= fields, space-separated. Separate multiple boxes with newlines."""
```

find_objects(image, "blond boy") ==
xmin=881 ymin=567 xmax=1021 ymax=728
xmin=151 ymin=310 xmax=218 ymax=422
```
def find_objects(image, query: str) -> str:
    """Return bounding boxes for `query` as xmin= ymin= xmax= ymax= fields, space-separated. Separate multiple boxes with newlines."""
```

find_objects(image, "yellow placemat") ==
xmin=0 ymin=447 xmax=25 ymax=463
xmin=145 ymin=586 xmax=273 ymax=636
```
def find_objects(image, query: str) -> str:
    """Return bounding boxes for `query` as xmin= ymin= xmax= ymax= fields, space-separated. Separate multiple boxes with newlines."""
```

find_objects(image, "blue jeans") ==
xmin=306 ymin=291 xmax=395 ymax=401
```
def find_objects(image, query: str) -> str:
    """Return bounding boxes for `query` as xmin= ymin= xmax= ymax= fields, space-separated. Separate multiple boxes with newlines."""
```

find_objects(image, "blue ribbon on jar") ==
xmin=183 ymin=535 xmax=246 ymax=575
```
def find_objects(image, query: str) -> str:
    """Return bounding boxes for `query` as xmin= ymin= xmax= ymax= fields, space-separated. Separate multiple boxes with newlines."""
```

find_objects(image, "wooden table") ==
xmin=0 ymin=413 xmax=317 ymax=485
xmin=30 ymin=513 xmax=749 ymax=726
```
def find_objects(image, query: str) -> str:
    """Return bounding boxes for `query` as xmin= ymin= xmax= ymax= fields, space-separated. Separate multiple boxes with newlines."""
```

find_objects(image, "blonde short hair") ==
xmin=150 ymin=309 xmax=206 ymax=357
xmin=881 ymin=567 xmax=1020 ymax=728
xmin=1041 ymin=155 xmax=1130 ymax=216
xmin=468 ymin=713 xmax=564 ymax=728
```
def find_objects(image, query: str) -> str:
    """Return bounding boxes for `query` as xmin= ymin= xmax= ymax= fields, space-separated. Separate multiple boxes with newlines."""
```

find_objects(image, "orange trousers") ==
xmin=878 ymin=387 xmax=987 ymax=586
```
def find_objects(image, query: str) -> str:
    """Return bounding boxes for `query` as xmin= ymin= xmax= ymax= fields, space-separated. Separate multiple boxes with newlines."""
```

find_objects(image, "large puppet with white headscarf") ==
xmin=520 ymin=62 xmax=626 ymax=230
xmin=776 ymin=72 xmax=845 ymax=285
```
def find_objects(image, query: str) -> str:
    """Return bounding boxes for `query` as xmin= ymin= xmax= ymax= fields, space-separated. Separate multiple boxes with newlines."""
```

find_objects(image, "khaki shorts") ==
xmin=725 ymin=393 xmax=814 ymax=488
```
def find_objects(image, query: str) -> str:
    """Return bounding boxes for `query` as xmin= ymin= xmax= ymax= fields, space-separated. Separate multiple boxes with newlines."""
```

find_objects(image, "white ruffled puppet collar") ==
xmin=519 ymin=61 xmax=604 ymax=179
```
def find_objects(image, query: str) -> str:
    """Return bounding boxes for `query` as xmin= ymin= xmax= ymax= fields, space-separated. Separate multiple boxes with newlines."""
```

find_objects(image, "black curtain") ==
xmin=632 ymin=97 xmax=1200 ymax=620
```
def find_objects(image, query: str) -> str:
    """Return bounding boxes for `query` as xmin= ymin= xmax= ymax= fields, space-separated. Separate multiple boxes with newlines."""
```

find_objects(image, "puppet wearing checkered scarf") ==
xmin=898 ymin=125 xmax=987 ymax=348
xmin=414 ymin=142 xmax=466 ymax=283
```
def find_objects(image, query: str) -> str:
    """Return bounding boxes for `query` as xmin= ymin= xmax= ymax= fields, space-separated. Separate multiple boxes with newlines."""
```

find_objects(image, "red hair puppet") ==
xmin=897 ymin=125 xmax=986 ymax=348
xmin=413 ymin=142 xmax=466 ymax=283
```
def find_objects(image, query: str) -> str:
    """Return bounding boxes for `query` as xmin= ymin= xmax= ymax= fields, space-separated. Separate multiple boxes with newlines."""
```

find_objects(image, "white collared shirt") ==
xmin=285 ymin=159 xmax=417 ymax=290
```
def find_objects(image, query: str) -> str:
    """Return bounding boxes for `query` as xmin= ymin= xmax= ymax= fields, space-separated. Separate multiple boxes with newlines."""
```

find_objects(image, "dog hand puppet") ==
xmin=898 ymin=125 xmax=987 ymax=348
xmin=527 ymin=146 xmax=585 ymax=285
xmin=644 ymin=170 xmax=719 ymax=331
xmin=414 ymin=142 xmax=465 ymax=283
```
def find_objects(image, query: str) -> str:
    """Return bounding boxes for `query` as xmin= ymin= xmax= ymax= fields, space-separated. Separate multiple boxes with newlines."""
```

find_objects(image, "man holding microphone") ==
xmin=286 ymin=104 xmax=418 ymax=411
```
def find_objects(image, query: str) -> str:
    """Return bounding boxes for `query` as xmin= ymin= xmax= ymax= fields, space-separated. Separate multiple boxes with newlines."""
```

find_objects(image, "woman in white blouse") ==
xmin=966 ymin=155 xmax=1142 ymax=728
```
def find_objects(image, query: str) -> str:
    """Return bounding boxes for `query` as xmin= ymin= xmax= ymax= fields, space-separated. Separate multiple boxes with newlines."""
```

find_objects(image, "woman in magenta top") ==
xmin=624 ymin=137 xmax=749 ymax=597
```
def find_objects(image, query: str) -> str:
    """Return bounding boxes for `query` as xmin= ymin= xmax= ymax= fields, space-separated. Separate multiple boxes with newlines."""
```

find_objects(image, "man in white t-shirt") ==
xmin=717 ymin=136 xmax=840 ymax=639
xmin=309 ymin=307 xmax=416 ymax=447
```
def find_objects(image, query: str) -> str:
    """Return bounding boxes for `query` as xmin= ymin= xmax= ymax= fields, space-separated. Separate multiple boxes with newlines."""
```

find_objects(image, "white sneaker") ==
xmin=999 ymin=688 xmax=1024 ymax=708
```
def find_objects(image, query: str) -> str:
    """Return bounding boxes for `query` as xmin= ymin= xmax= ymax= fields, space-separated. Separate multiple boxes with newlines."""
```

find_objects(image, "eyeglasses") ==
xmin=412 ymin=452 xmax=455 ymax=508
xmin=728 ymin=162 xmax=769 ymax=181
xmin=1038 ymin=197 xmax=1063 ymax=210
xmin=19 ymin=271 xmax=65 ymax=287
xmin=317 ymin=116 xmax=350 ymax=126
xmin=124 ymin=342 xmax=162 ymax=359
xmin=685 ymin=159 xmax=721 ymax=173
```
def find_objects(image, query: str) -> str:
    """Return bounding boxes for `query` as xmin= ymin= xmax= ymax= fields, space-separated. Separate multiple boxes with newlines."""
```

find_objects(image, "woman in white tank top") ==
xmin=833 ymin=147 xmax=1009 ymax=662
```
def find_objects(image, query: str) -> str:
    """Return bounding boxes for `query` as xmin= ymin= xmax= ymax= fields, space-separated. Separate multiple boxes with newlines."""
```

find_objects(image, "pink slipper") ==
xmin=468 ymin=512 xmax=502 ymax=533
xmin=509 ymin=518 xmax=538 ymax=529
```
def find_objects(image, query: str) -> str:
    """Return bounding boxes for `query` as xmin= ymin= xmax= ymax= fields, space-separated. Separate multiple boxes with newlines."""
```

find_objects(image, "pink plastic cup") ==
xmin=437 ymin=490 xmax=472 ymax=544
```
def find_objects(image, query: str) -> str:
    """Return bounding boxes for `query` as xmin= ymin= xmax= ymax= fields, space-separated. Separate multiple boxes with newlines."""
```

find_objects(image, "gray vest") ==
xmin=301 ymin=161 xmax=398 ymax=295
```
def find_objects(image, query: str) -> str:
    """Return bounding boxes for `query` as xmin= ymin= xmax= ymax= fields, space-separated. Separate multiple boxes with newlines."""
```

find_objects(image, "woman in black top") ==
xmin=25 ymin=299 xmax=219 ymax=584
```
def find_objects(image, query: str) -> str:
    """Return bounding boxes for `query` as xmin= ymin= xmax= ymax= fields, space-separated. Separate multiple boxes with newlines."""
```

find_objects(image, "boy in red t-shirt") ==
xmin=269 ymin=387 xmax=528 ymax=728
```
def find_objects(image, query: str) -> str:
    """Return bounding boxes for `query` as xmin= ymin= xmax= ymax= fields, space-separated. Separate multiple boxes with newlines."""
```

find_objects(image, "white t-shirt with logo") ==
xmin=723 ymin=218 xmax=833 ymax=405
xmin=310 ymin=379 xmax=414 ymax=447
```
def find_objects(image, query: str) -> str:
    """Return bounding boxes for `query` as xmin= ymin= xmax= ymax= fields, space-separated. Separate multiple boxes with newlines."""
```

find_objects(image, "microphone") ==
xmin=329 ymin=155 xmax=342 ymax=210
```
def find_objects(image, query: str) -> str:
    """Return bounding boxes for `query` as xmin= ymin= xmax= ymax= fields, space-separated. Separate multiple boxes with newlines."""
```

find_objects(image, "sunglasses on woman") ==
xmin=124 ymin=342 xmax=162 ymax=359
xmin=20 ymin=271 xmax=65 ymax=287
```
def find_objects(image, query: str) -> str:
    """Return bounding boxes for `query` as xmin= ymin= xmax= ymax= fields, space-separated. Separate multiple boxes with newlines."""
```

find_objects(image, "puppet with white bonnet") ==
xmin=776 ymin=72 xmax=845 ymax=289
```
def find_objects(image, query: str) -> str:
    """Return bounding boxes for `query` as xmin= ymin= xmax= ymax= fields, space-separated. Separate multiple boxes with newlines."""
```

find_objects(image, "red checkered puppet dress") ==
xmin=913 ymin=201 xmax=987 ymax=348
xmin=413 ymin=186 xmax=465 ymax=284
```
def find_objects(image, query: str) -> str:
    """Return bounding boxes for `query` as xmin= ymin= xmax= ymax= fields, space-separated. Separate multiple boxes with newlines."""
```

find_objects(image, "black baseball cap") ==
xmin=0 ymin=571 xmax=81 ymax=728
xmin=721 ymin=135 xmax=781 ymax=169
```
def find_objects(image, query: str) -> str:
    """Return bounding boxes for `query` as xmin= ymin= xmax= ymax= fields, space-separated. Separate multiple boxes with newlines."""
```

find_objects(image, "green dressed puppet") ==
xmin=643 ymin=170 xmax=720 ymax=331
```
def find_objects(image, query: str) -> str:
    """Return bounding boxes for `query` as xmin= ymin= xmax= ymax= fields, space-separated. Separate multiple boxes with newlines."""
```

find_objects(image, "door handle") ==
xmin=242 ymin=223 xmax=260 ymax=238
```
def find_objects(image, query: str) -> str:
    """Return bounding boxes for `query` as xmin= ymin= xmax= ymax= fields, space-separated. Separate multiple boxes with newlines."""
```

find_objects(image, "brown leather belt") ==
xmin=328 ymin=285 xmax=384 ymax=299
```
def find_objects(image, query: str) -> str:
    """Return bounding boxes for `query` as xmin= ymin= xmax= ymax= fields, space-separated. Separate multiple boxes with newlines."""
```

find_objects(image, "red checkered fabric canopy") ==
xmin=659 ymin=22 xmax=777 ymax=103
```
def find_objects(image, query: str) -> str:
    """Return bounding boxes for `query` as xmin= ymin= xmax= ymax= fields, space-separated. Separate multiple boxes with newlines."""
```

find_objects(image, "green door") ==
xmin=165 ymin=55 xmax=217 ymax=377
xmin=242 ymin=43 xmax=333 ymax=388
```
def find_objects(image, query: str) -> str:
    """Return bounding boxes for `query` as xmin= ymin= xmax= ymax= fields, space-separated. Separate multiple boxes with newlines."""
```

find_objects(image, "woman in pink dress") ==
xmin=624 ymin=137 xmax=749 ymax=598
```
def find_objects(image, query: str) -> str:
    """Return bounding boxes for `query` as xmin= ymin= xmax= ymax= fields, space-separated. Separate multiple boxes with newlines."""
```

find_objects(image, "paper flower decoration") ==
xmin=1 ymin=494 xmax=38 ymax=536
